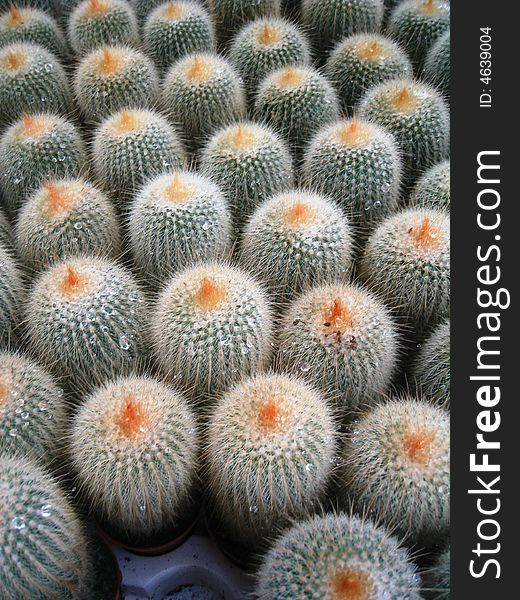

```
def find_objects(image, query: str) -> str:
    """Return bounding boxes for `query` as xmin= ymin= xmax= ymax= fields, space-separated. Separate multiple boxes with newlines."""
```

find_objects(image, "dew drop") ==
xmin=119 ymin=335 xmax=130 ymax=350
xmin=11 ymin=517 xmax=25 ymax=531
xmin=40 ymin=504 xmax=52 ymax=518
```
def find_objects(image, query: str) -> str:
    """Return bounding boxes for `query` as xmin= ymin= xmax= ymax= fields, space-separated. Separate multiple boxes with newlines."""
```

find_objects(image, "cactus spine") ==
xmin=206 ymin=373 xmax=336 ymax=547
xmin=423 ymin=546 xmax=450 ymax=599
xmin=409 ymin=160 xmax=450 ymax=211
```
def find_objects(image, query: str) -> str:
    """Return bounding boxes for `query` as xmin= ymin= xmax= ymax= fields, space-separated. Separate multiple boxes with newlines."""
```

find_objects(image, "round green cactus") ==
xmin=340 ymin=396 xmax=450 ymax=545
xmin=151 ymin=262 xmax=274 ymax=400
xmin=229 ymin=16 xmax=310 ymax=97
xmin=0 ymin=454 xmax=92 ymax=600
xmin=423 ymin=546 xmax=450 ymax=599
xmin=74 ymin=45 xmax=159 ymax=123
xmin=0 ymin=6 xmax=66 ymax=57
xmin=92 ymin=108 xmax=186 ymax=205
xmin=25 ymin=256 xmax=148 ymax=393
xmin=277 ymin=282 xmax=399 ymax=418
xmin=161 ymin=53 xmax=246 ymax=151
xmin=143 ymin=1 xmax=215 ymax=73
xmin=424 ymin=29 xmax=450 ymax=99
xmin=325 ymin=32 xmax=412 ymax=111
xmin=240 ymin=190 xmax=354 ymax=304
xmin=208 ymin=0 xmax=281 ymax=47
xmin=0 ymin=351 xmax=67 ymax=464
xmin=303 ymin=117 xmax=402 ymax=237
xmin=256 ymin=512 xmax=422 ymax=599
xmin=0 ymin=244 xmax=23 ymax=350
xmin=388 ymin=0 xmax=450 ymax=67
xmin=254 ymin=65 xmax=339 ymax=160
xmin=131 ymin=0 xmax=168 ymax=23
xmin=71 ymin=375 xmax=199 ymax=544
xmin=0 ymin=1 xmax=58 ymax=18
xmin=128 ymin=170 xmax=232 ymax=282
xmin=0 ymin=113 xmax=85 ymax=216
xmin=413 ymin=319 xmax=449 ymax=407
xmin=358 ymin=78 xmax=449 ymax=186
xmin=15 ymin=177 xmax=122 ymax=271
xmin=207 ymin=373 xmax=336 ymax=548
xmin=302 ymin=0 xmax=385 ymax=58
xmin=0 ymin=42 xmax=70 ymax=130
xmin=68 ymin=0 xmax=140 ymax=56
xmin=409 ymin=160 xmax=450 ymax=211
xmin=360 ymin=207 xmax=450 ymax=331
xmin=199 ymin=121 xmax=294 ymax=229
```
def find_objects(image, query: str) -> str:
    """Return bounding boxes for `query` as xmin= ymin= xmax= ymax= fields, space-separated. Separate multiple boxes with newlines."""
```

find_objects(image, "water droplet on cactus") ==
xmin=249 ymin=505 xmax=259 ymax=514
xmin=300 ymin=363 xmax=311 ymax=373
xmin=11 ymin=516 xmax=26 ymax=531
xmin=40 ymin=504 xmax=52 ymax=518
xmin=118 ymin=335 xmax=130 ymax=350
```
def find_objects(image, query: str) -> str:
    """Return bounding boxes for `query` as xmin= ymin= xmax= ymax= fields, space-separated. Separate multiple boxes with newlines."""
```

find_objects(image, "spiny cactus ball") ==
xmin=25 ymin=256 xmax=147 ymax=393
xmin=358 ymin=78 xmax=450 ymax=186
xmin=0 ymin=351 xmax=67 ymax=464
xmin=303 ymin=117 xmax=402 ymax=237
xmin=92 ymin=108 xmax=186 ymax=204
xmin=207 ymin=373 xmax=336 ymax=547
xmin=0 ymin=454 xmax=92 ymax=600
xmin=151 ymin=262 xmax=273 ymax=400
xmin=68 ymin=0 xmax=140 ymax=56
xmin=256 ymin=512 xmax=422 ymax=599
xmin=71 ymin=375 xmax=199 ymax=542
xmin=409 ymin=160 xmax=450 ymax=211
xmin=0 ymin=42 xmax=70 ymax=129
xmin=361 ymin=207 xmax=450 ymax=331
xmin=0 ymin=6 xmax=66 ymax=57
xmin=254 ymin=65 xmax=340 ymax=160
xmin=341 ymin=397 xmax=450 ymax=545
xmin=0 ymin=113 xmax=85 ymax=216
xmin=277 ymin=282 xmax=399 ymax=418
xmin=0 ymin=244 xmax=23 ymax=350
xmin=229 ymin=16 xmax=310 ymax=97
xmin=240 ymin=190 xmax=355 ymax=304
xmin=200 ymin=121 xmax=294 ymax=229
xmin=424 ymin=29 xmax=450 ymax=99
xmin=74 ymin=45 xmax=159 ymax=123
xmin=143 ymin=1 xmax=215 ymax=73
xmin=15 ymin=177 xmax=122 ymax=271
xmin=161 ymin=53 xmax=246 ymax=151
xmin=413 ymin=319 xmax=450 ymax=407
xmin=325 ymin=32 xmax=412 ymax=111
xmin=128 ymin=170 xmax=232 ymax=282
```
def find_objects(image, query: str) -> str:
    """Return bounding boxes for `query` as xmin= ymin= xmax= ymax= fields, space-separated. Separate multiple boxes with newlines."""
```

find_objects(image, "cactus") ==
xmin=256 ymin=512 xmax=422 ymax=599
xmin=325 ymin=32 xmax=412 ymax=111
xmin=151 ymin=262 xmax=273 ymax=400
xmin=0 ymin=113 xmax=85 ymax=216
xmin=0 ymin=244 xmax=23 ymax=349
xmin=128 ymin=170 xmax=232 ymax=282
xmin=161 ymin=53 xmax=246 ymax=151
xmin=229 ymin=16 xmax=310 ymax=97
xmin=70 ymin=375 xmax=199 ymax=543
xmin=424 ymin=30 xmax=450 ymax=99
xmin=206 ymin=373 xmax=336 ymax=548
xmin=423 ymin=546 xmax=450 ymax=599
xmin=0 ymin=1 xmax=58 ymax=17
xmin=208 ymin=0 xmax=281 ymax=47
xmin=199 ymin=121 xmax=294 ymax=229
xmin=388 ymin=0 xmax=450 ymax=68
xmin=409 ymin=160 xmax=450 ymax=211
xmin=277 ymin=282 xmax=399 ymax=418
xmin=254 ymin=65 xmax=339 ymax=160
xmin=0 ymin=6 xmax=66 ymax=57
xmin=240 ymin=190 xmax=354 ymax=304
xmin=360 ymin=207 xmax=450 ymax=331
xmin=412 ymin=319 xmax=449 ymax=407
xmin=92 ymin=108 xmax=186 ymax=204
xmin=358 ymin=78 xmax=449 ymax=186
xmin=0 ymin=351 xmax=67 ymax=464
xmin=0 ymin=42 xmax=70 ymax=130
xmin=15 ymin=177 xmax=122 ymax=271
xmin=0 ymin=454 xmax=93 ymax=600
xmin=0 ymin=208 xmax=11 ymax=246
xmin=340 ymin=396 xmax=450 ymax=545
xmin=143 ymin=1 xmax=215 ymax=73
xmin=131 ymin=0 xmax=168 ymax=23
xmin=68 ymin=0 xmax=140 ymax=56
xmin=25 ymin=256 xmax=148 ymax=393
xmin=74 ymin=45 xmax=159 ymax=123
xmin=302 ymin=0 xmax=385 ymax=58
xmin=303 ymin=118 xmax=402 ymax=237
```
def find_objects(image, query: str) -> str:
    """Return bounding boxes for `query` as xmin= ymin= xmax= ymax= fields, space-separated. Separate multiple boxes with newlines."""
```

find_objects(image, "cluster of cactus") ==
xmin=0 ymin=0 xmax=451 ymax=592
